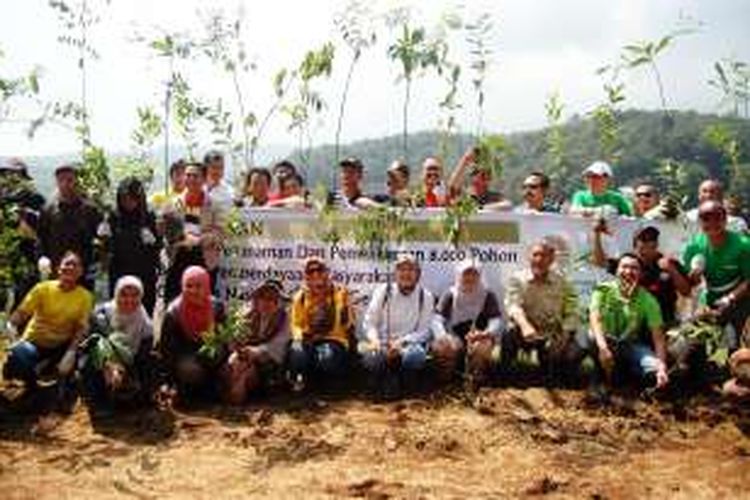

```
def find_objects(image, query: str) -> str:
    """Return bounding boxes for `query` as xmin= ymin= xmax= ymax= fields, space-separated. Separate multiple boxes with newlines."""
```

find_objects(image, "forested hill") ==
xmin=301 ymin=109 xmax=750 ymax=204
xmin=9 ymin=109 xmax=750 ymax=205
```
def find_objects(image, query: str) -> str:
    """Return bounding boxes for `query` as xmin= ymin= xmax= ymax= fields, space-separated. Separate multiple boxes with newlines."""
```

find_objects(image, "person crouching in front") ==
xmin=288 ymin=258 xmax=354 ymax=392
xmin=359 ymin=253 xmax=434 ymax=399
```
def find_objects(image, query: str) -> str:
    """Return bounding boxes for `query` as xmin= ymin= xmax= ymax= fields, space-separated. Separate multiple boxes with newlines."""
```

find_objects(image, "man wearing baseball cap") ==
xmin=569 ymin=161 xmax=633 ymax=217
xmin=328 ymin=157 xmax=379 ymax=210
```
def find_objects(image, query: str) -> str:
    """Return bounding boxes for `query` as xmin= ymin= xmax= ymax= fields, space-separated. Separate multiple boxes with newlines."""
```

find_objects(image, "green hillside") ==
xmin=299 ymin=109 xmax=750 ymax=206
xmin=8 ymin=109 xmax=750 ymax=207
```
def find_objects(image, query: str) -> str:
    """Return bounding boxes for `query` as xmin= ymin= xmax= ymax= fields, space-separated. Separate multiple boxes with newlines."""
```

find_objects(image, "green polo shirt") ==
xmin=570 ymin=189 xmax=633 ymax=216
xmin=590 ymin=281 xmax=663 ymax=341
xmin=682 ymin=231 xmax=750 ymax=305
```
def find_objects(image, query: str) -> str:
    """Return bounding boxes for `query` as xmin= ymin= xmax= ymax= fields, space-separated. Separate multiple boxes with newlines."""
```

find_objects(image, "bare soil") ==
xmin=1 ymin=383 xmax=750 ymax=500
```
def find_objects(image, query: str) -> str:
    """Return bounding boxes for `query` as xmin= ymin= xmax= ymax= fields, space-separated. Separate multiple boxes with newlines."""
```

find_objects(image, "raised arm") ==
xmin=447 ymin=148 xmax=476 ymax=201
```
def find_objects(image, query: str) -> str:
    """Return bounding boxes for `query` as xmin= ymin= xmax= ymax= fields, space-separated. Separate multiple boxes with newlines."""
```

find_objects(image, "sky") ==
xmin=0 ymin=0 xmax=749 ymax=158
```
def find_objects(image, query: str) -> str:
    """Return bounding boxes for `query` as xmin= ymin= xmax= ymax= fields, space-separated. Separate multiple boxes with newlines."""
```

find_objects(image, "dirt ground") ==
xmin=1 ymin=382 xmax=750 ymax=500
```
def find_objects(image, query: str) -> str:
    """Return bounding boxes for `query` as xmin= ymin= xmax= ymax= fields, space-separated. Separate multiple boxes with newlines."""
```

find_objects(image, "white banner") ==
xmin=222 ymin=210 xmax=691 ymax=311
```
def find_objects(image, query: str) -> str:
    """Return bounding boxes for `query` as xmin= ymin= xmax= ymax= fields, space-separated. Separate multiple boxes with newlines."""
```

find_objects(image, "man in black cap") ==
xmin=0 ymin=158 xmax=46 ymax=304
xmin=37 ymin=164 xmax=102 ymax=289
xmin=592 ymin=223 xmax=690 ymax=326
xmin=328 ymin=157 xmax=378 ymax=209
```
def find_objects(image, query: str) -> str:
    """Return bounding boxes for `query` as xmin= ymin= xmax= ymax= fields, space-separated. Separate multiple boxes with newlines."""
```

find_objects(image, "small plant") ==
xmin=464 ymin=11 xmax=494 ymax=139
xmin=617 ymin=24 xmax=696 ymax=130
xmin=590 ymin=68 xmax=626 ymax=164
xmin=110 ymin=106 xmax=163 ymax=191
xmin=544 ymin=92 xmax=567 ymax=188
xmin=387 ymin=16 xmax=446 ymax=161
xmin=474 ymin=134 xmax=509 ymax=180
xmin=441 ymin=193 xmax=478 ymax=249
xmin=77 ymin=145 xmax=111 ymax=208
xmin=172 ymin=74 xmax=209 ymax=161
xmin=199 ymin=9 xmax=256 ymax=169
xmin=199 ymin=302 xmax=245 ymax=361
xmin=143 ymin=29 xmax=197 ymax=190
xmin=678 ymin=318 xmax=730 ymax=367
xmin=283 ymin=43 xmax=336 ymax=167
xmin=709 ymin=58 xmax=750 ymax=118
xmin=0 ymin=47 xmax=42 ymax=123
xmin=704 ymin=123 xmax=747 ymax=208
xmin=47 ymin=0 xmax=112 ymax=154
xmin=351 ymin=206 xmax=415 ymax=261
xmin=655 ymin=158 xmax=689 ymax=217
xmin=333 ymin=0 xmax=377 ymax=165
xmin=224 ymin=206 xmax=250 ymax=238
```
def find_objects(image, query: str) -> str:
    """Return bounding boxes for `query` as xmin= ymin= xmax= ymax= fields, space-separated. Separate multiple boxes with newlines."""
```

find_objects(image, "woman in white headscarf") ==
xmin=431 ymin=259 xmax=504 ymax=387
xmin=79 ymin=275 xmax=155 ymax=413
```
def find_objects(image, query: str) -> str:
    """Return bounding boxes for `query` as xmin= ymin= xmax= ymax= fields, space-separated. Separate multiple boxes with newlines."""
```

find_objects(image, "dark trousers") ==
xmin=289 ymin=340 xmax=349 ymax=380
xmin=3 ymin=340 xmax=68 ymax=385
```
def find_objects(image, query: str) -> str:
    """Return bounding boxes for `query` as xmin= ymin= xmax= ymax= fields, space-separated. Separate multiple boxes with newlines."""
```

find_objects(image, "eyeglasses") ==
xmin=699 ymin=212 xmax=724 ymax=221
xmin=635 ymin=191 xmax=655 ymax=198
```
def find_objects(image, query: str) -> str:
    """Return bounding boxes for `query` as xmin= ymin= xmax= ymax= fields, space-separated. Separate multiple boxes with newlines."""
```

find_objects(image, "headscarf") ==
xmin=116 ymin=177 xmax=147 ymax=224
xmin=449 ymin=259 xmax=488 ymax=326
xmin=102 ymin=275 xmax=152 ymax=363
xmin=177 ymin=266 xmax=214 ymax=341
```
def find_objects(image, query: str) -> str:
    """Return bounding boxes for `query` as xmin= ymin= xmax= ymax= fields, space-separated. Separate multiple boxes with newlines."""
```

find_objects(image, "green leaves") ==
xmin=709 ymin=59 xmax=750 ymax=118
xmin=300 ymin=43 xmax=335 ymax=82
xmin=198 ymin=302 xmax=246 ymax=361
xmin=679 ymin=319 xmax=730 ymax=367
xmin=545 ymin=92 xmax=566 ymax=181
xmin=351 ymin=206 xmax=416 ymax=263
xmin=441 ymin=194 xmax=478 ymax=249
xmin=475 ymin=134 xmax=509 ymax=180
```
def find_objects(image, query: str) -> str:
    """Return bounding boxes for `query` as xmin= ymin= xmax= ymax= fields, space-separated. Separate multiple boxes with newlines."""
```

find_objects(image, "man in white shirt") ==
xmin=204 ymin=151 xmax=235 ymax=213
xmin=360 ymin=253 xmax=434 ymax=398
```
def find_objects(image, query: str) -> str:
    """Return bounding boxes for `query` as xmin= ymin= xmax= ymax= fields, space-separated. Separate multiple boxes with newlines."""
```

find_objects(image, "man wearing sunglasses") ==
xmin=514 ymin=172 xmax=558 ymax=214
xmin=682 ymin=201 xmax=750 ymax=343
xmin=633 ymin=183 xmax=661 ymax=218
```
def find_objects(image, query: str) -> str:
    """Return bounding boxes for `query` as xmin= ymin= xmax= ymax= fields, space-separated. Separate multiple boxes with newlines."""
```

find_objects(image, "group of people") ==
xmin=0 ymin=148 xmax=749 ymax=415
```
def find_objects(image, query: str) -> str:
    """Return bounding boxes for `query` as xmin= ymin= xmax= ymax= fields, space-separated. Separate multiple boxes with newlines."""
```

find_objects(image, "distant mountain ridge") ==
xmin=5 ymin=109 xmax=749 ymax=205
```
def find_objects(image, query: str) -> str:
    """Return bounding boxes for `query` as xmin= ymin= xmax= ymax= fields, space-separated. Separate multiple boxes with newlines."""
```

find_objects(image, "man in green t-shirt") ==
xmin=569 ymin=161 xmax=633 ymax=217
xmin=682 ymin=200 xmax=750 ymax=340
xmin=589 ymin=253 xmax=669 ymax=389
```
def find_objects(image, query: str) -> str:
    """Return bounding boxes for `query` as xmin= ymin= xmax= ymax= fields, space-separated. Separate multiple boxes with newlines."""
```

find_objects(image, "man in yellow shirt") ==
xmin=289 ymin=257 xmax=354 ymax=391
xmin=4 ymin=252 xmax=94 ymax=390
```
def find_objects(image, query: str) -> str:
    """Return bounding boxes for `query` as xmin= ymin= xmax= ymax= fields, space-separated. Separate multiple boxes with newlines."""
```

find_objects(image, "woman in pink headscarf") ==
xmin=157 ymin=266 xmax=226 ymax=401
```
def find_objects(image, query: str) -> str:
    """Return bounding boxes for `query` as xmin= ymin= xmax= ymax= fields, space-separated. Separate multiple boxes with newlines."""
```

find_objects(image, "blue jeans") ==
xmin=361 ymin=343 xmax=428 ymax=375
xmin=289 ymin=340 xmax=349 ymax=380
xmin=585 ymin=333 xmax=661 ymax=384
xmin=3 ymin=340 xmax=68 ymax=385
